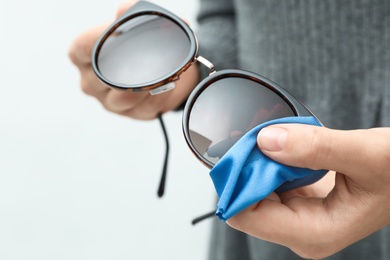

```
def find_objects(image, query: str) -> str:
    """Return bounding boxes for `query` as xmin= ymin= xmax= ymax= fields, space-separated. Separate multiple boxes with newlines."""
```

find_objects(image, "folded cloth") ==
xmin=210 ymin=116 xmax=328 ymax=222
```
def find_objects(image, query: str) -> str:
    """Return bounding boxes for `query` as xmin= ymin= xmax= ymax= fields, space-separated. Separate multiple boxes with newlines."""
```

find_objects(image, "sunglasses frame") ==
xmin=91 ymin=0 xmax=320 ymax=189
xmin=92 ymin=1 xmax=199 ymax=92
xmin=182 ymin=69 xmax=317 ymax=169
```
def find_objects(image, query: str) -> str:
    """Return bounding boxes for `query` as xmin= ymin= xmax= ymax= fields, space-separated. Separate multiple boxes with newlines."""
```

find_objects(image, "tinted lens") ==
xmin=97 ymin=15 xmax=191 ymax=86
xmin=188 ymin=77 xmax=295 ymax=165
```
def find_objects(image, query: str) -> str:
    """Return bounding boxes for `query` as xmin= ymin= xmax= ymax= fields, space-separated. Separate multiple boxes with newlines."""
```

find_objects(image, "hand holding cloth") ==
xmin=210 ymin=116 xmax=328 ymax=221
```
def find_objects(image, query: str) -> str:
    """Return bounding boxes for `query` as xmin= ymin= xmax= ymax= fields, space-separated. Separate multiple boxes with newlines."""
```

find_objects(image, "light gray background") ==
xmin=0 ymin=0 xmax=216 ymax=259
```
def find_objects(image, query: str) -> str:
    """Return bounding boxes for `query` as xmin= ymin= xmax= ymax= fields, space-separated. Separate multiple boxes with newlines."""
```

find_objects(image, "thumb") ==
xmin=257 ymin=124 xmax=390 ymax=188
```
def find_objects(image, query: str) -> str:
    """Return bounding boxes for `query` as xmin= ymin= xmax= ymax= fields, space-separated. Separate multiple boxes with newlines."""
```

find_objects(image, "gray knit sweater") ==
xmin=196 ymin=0 xmax=390 ymax=259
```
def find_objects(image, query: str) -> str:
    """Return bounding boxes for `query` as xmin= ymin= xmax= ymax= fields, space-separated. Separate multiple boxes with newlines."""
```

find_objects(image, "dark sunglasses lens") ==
xmin=188 ymin=77 xmax=295 ymax=165
xmin=97 ymin=15 xmax=191 ymax=86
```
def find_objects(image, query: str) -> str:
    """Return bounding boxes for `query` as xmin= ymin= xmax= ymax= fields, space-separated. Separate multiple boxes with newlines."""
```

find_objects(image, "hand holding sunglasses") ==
xmin=91 ymin=1 xmax=328 ymax=219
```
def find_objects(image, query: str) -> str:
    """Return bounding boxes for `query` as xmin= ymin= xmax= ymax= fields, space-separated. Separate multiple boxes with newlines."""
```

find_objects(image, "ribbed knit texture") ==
xmin=196 ymin=0 xmax=390 ymax=259
xmin=237 ymin=0 xmax=389 ymax=129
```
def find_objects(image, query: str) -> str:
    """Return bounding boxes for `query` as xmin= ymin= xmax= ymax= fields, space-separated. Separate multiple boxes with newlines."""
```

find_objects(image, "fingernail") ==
xmin=258 ymin=127 xmax=287 ymax=151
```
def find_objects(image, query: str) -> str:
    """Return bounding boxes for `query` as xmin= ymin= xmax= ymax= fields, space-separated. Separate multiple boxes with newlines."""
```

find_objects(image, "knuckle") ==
xmin=301 ymin=127 xmax=332 ymax=170
xmin=68 ymin=48 xmax=76 ymax=64
xmin=292 ymin=233 xmax=339 ymax=259
xmin=374 ymin=152 xmax=390 ymax=177
xmin=367 ymin=129 xmax=390 ymax=178
xmin=68 ymin=36 xmax=91 ymax=66
xmin=68 ymin=41 xmax=82 ymax=65
xmin=80 ymin=79 xmax=94 ymax=96
xmin=294 ymin=245 xmax=332 ymax=260
xmin=68 ymin=44 xmax=79 ymax=65
xmin=225 ymin=216 xmax=241 ymax=230
xmin=101 ymin=101 xmax=114 ymax=113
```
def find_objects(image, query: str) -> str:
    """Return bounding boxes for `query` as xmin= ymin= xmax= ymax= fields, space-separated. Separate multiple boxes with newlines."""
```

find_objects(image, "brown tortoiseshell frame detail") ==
xmin=92 ymin=1 xmax=198 ymax=92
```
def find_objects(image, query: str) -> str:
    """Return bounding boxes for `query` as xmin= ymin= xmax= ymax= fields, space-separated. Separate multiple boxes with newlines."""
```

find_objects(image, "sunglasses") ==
xmin=92 ymin=1 xmax=320 ymax=202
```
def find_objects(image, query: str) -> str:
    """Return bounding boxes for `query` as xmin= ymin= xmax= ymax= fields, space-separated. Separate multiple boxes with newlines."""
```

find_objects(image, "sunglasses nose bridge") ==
xmin=197 ymin=56 xmax=216 ymax=75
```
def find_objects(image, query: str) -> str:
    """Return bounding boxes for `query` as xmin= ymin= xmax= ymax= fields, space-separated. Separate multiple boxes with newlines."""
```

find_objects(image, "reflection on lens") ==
xmin=189 ymin=77 xmax=295 ymax=165
xmin=97 ymin=15 xmax=191 ymax=86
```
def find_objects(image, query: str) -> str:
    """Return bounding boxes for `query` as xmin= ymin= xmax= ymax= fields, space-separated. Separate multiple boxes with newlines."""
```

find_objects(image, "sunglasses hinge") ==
xmin=197 ymin=56 xmax=216 ymax=75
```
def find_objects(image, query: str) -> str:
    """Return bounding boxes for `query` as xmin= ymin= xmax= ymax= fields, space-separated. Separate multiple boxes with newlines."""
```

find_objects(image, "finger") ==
xmin=118 ymin=91 xmax=175 ymax=119
xmin=226 ymin=174 xmax=369 ymax=259
xmin=226 ymin=198 xmax=307 ymax=254
xmin=79 ymin=66 xmax=110 ymax=98
xmin=104 ymin=88 xmax=149 ymax=115
xmin=69 ymin=1 xmax=138 ymax=67
xmin=117 ymin=64 xmax=200 ymax=119
xmin=257 ymin=125 xmax=390 ymax=186
xmin=68 ymin=23 xmax=111 ymax=68
xmin=279 ymin=170 xmax=336 ymax=201
xmin=116 ymin=1 xmax=138 ymax=18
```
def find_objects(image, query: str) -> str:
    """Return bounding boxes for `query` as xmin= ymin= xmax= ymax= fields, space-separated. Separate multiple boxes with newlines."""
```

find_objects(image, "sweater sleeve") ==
xmin=174 ymin=0 xmax=237 ymax=111
xmin=196 ymin=0 xmax=238 ymax=78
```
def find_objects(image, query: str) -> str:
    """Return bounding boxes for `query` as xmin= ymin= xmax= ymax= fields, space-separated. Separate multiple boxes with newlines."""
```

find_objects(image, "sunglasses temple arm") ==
xmin=191 ymin=210 xmax=216 ymax=225
xmin=156 ymin=114 xmax=216 ymax=226
xmin=155 ymin=58 xmax=215 ymax=197
xmin=157 ymin=114 xmax=169 ymax=198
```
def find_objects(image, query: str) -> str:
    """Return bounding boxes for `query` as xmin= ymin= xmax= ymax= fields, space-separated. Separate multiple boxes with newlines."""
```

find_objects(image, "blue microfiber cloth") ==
xmin=209 ymin=116 xmax=328 ymax=221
